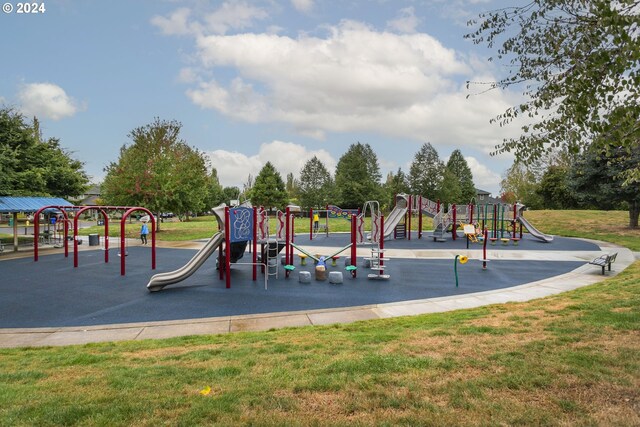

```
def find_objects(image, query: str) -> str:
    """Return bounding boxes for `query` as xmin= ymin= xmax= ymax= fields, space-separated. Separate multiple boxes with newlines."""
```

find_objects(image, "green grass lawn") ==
xmin=1 ymin=210 xmax=638 ymax=426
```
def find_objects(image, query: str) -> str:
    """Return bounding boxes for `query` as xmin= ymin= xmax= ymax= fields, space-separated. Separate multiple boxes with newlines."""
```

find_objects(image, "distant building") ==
xmin=475 ymin=188 xmax=501 ymax=205
xmin=79 ymin=185 xmax=101 ymax=205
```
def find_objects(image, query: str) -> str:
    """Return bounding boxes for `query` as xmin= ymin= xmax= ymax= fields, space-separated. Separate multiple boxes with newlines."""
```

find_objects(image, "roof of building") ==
xmin=0 ymin=196 xmax=73 ymax=213
xmin=475 ymin=188 xmax=492 ymax=195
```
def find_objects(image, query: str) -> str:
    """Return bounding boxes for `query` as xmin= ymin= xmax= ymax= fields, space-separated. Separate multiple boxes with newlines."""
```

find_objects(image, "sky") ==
xmin=0 ymin=0 xmax=528 ymax=196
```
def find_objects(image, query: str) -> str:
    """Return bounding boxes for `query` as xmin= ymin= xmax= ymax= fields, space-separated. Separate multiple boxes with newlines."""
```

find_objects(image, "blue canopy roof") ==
xmin=0 ymin=197 xmax=73 ymax=213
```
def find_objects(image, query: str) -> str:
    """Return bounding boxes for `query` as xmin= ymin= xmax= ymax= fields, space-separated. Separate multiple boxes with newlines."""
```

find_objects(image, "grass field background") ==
xmin=1 ymin=210 xmax=638 ymax=425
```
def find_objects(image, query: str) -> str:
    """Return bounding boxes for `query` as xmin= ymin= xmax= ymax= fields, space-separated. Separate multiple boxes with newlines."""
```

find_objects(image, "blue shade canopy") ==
xmin=0 ymin=197 xmax=72 ymax=213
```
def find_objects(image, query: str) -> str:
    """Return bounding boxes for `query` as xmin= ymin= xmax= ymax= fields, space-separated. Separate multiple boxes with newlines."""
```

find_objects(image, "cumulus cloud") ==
xmin=207 ymin=140 xmax=336 ymax=187
xmin=291 ymin=0 xmax=314 ymax=14
xmin=464 ymin=156 xmax=502 ymax=193
xmin=155 ymin=8 xmax=523 ymax=156
xmin=387 ymin=7 xmax=420 ymax=34
xmin=17 ymin=82 xmax=82 ymax=120
xmin=151 ymin=2 xmax=268 ymax=36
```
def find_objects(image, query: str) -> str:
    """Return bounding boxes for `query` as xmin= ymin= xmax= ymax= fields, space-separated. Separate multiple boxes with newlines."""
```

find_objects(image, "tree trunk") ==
xmin=156 ymin=212 xmax=161 ymax=232
xmin=629 ymin=200 xmax=639 ymax=229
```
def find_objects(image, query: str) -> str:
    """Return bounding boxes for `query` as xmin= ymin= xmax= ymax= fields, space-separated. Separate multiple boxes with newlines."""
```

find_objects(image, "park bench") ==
xmin=588 ymin=252 xmax=618 ymax=275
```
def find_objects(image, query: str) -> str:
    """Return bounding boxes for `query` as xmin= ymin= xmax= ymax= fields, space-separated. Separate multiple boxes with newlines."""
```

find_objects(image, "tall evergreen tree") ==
xmin=444 ymin=149 xmax=476 ymax=203
xmin=251 ymin=162 xmax=288 ymax=209
xmin=298 ymin=156 xmax=333 ymax=210
xmin=408 ymin=142 xmax=444 ymax=200
xmin=334 ymin=142 xmax=381 ymax=208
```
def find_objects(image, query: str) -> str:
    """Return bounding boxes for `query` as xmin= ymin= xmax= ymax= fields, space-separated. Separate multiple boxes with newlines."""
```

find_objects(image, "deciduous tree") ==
xmin=0 ymin=107 xmax=88 ymax=197
xmin=102 ymin=118 xmax=208 ymax=224
xmin=467 ymin=0 xmax=640 ymax=185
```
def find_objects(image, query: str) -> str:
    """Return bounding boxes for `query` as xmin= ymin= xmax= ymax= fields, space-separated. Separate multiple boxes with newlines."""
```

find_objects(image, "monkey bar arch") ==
xmin=34 ymin=205 xmax=156 ymax=276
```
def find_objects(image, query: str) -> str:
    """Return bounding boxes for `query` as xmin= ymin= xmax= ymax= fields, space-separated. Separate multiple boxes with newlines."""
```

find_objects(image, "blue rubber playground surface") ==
xmin=0 ymin=233 xmax=599 ymax=328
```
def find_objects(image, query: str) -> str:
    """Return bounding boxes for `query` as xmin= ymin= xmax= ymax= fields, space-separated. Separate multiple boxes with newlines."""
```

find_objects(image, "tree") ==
xmin=571 ymin=143 xmax=640 ymax=228
xmin=408 ymin=142 xmax=444 ymax=200
xmin=537 ymin=165 xmax=578 ymax=209
xmin=298 ymin=156 xmax=333 ymax=210
xmin=205 ymin=168 xmax=225 ymax=210
xmin=222 ymin=186 xmax=241 ymax=205
xmin=102 ymin=118 xmax=209 ymax=224
xmin=382 ymin=168 xmax=410 ymax=211
xmin=334 ymin=142 xmax=382 ymax=208
xmin=438 ymin=168 xmax=463 ymax=205
xmin=467 ymin=1 xmax=640 ymax=185
xmin=500 ymin=161 xmax=543 ymax=209
xmin=285 ymin=172 xmax=299 ymax=203
xmin=0 ymin=107 xmax=88 ymax=197
xmin=444 ymin=149 xmax=476 ymax=203
xmin=250 ymin=162 xmax=288 ymax=209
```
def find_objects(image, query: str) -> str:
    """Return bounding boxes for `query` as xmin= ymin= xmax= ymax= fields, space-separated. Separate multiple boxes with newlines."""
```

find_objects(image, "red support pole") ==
xmin=309 ymin=208 xmax=313 ymax=240
xmin=284 ymin=207 xmax=290 ymax=277
xmin=225 ymin=206 xmax=231 ymax=288
xmin=253 ymin=207 xmax=257 ymax=281
xmin=351 ymin=214 xmax=357 ymax=278
xmin=120 ymin=220 xmax=126 ymax=276
xmin=407 ymin=195 xmax=412 ymax=241
xmin=482 ymin=228 xmax=488 ymax=270
xmin=379 ymin=215 xmax=385 ymax=276
xmin=291 ymin=210 xmax=295 ymax=250
xmin=104 ymin=212 xmax=109 ymax=264
xmin=74 ymin=214 xmax=79 ymax=268
xmin=513 ymin=203 xmax=517 ymax=238
xmin=452 ymin=204 xmax=457 ymax=241
xmin=418 ymin=196 xmax=423 ymax=239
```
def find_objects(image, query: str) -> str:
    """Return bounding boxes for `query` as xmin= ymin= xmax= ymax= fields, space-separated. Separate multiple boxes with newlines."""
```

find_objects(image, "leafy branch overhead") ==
xmin=466 ymin=0 xmax=640 ymax=185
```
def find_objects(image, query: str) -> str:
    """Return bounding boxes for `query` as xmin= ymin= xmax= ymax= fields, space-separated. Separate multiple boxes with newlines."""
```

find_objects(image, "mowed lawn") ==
xmin=1 ymin=210 xmax=638 ymax=426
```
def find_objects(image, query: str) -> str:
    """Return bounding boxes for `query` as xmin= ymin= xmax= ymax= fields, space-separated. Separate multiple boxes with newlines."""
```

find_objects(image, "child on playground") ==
xmin=140 ymin=222 xmax=149 ymax=245
xmin=313 ymin=212 xmax=319 ymax=232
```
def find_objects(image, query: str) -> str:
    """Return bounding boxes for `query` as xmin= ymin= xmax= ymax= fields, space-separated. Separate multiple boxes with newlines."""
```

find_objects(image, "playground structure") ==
xmin=33 ymin=204 xmax=156 ymax=275
xmin=378 ymin=194 xmax=556 ymax=244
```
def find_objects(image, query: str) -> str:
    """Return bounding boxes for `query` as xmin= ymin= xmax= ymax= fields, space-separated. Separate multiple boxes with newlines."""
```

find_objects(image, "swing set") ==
xmin=33 ymin=205 xmax=156 ymax=276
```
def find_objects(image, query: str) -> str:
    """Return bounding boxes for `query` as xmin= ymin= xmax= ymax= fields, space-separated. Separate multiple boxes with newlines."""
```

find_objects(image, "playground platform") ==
xmin=0 ymin=233 xmax=635 ymax=347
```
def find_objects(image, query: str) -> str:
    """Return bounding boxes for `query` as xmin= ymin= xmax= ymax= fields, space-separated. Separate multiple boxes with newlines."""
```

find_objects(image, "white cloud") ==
xmin=207 ymin=140 xmax=336 ymax=188
xmin=291 ymin=0 xmax=314 ymax=14
xmin=17 ymin=82 xmax=82 ymax=120
xmin=152 ymin=2 xmax=268 ymax=36
xmin=387 ymin=7 xmax=420 ymax=34
xmin=151 ymin=7 xmax=194 ymax=36
xmin=159 ymin=11 xmax=524 ymax=158
xmin=465 ymin=156 xmax=502 ymax=194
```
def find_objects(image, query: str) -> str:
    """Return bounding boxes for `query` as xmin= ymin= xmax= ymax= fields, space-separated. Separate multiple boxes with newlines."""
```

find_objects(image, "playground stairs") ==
xmin=394 ymin=223 xmax=407 ymax=239
xmin=366 ymin=247 xmax=390 ymax=279
xmin=432 ymin=223 xmax=447 ymax=242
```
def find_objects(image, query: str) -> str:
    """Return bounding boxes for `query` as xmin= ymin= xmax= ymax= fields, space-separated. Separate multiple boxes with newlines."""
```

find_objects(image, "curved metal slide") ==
xmin=517 ymin=216 xmax=554 ymax=243
xmin=147 ymin=232 xmax=224 ymax=292
xmin=383 ymin=194 xmax=409 ymax=239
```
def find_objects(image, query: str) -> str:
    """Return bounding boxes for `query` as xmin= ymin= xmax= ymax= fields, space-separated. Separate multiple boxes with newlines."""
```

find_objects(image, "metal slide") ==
xmin=383 ymin=195 xmax=409 ymax=239
xmin=147 ymin=232 xmax=224 ymax=292
xmin=517 ymin=216 xmax=554 ymax=243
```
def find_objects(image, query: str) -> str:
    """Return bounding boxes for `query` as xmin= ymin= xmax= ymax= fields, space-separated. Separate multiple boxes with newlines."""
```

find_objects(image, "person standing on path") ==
xmin=140 ymin=222 xmax=149 ymax=245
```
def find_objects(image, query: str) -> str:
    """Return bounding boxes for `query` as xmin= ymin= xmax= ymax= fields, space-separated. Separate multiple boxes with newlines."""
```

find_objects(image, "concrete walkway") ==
xmin=0 ymin=239 xmax=634 ymax=348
